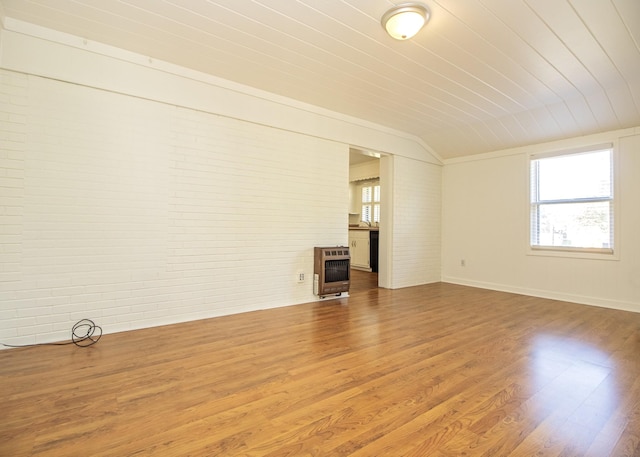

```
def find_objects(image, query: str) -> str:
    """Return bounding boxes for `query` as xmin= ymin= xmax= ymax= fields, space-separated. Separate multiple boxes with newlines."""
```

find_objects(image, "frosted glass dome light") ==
xmin=381 ymin=3 xmax=430 ymax=40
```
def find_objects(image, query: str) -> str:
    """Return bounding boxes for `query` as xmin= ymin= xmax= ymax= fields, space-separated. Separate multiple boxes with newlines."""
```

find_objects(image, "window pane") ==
xmin=374 ymin=185 xmax=380 ymax=203
xmin=362 ymin=186 xmax=372 ymax=203
xmin=373 ymin=204 xmax=380 ymax=223
xmin=533 ymin=150 xmax=611 ymax=201
xmin=532 ymin=201 xmax=612 ymax=249
xmin=362 ymin=204 xmax=371 ymax=222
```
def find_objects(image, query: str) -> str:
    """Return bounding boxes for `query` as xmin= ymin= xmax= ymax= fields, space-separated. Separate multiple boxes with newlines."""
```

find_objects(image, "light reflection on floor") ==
xmin=523 ymin=334 xmax=619 ymax=447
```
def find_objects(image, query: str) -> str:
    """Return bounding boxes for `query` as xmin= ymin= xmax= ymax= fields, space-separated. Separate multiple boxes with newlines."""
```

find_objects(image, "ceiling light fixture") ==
xmin=381 ymin=3 xmax=430 ymax=40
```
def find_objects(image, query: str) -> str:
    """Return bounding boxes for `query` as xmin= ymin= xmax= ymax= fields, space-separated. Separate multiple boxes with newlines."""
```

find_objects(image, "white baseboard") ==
xmin=441 ymin=276 xmax=640 ymax=314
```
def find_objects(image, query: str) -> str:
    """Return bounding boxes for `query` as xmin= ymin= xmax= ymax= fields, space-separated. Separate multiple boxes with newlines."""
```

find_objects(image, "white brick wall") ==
xmin=391 ymin=156 xmax=442 ymax=288
xmin=0 ymin=70 xmax=26 ymax=288
xmin=0 ymin=70 xmax=348 ymax=346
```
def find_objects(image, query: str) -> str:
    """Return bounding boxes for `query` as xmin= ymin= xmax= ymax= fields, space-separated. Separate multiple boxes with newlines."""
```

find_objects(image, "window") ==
xmin=361 ymin=183 xmax=380 ymax=224
xmin=530 ymin=145 xmax=614 ymax=255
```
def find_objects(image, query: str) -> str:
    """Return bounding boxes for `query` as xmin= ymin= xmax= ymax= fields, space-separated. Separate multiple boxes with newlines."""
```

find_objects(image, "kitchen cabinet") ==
xmin=349 ymin=229 xmax=370 ymax=271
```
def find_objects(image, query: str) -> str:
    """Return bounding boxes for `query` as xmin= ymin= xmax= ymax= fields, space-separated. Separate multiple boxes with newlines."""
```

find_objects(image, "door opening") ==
xmin=348 ymin=148 xmax=390 ymax=291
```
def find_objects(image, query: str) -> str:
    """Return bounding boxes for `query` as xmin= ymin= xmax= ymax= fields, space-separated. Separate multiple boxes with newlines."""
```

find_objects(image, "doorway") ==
xmin=349 ymin=148 xmax=383 ymax=292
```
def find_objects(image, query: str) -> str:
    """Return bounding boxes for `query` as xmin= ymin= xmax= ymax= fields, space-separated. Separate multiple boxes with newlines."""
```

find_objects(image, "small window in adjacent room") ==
xmin=361 ymin=183 xmax=380 ymax=224
xmin=529 ymin=144 xmax=615 ymax=257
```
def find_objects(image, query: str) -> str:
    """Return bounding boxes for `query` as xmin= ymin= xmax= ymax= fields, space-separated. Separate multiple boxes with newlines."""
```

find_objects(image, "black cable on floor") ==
xmin=1 ymin=319 xmax=102 ymax=348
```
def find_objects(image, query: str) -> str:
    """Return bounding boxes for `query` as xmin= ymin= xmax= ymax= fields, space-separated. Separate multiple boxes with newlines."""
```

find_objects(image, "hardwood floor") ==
xmin=2 ymin=279 xmax=640 ymax=456
xmin=348 ymin=268 xmax=378 ymax=294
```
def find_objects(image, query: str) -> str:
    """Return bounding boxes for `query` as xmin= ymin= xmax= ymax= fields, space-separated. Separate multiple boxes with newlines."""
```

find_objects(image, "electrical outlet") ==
xmin=297 ymin=272 xmax=305 ymax=283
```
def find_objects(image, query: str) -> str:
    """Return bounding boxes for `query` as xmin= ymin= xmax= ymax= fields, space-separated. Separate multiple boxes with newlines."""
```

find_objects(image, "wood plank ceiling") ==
xmin=1 ymin=0 xmax=639 ymax=160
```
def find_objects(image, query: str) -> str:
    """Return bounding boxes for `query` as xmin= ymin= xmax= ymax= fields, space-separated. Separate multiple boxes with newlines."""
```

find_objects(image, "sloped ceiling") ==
xmin=1 ymin=0 xmax=639 ymax=160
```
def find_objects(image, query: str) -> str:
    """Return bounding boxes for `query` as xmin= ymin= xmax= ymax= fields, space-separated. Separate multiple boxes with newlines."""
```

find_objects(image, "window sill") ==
xmin=527 ymin=246 xmax=619 ymax=261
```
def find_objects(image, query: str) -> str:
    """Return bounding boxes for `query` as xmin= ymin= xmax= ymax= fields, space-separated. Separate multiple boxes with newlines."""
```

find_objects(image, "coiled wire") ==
xmin=70 ymin=319 xmax=102 ymax=347
xmin=2 ymin=318 xmax=102 ymax=348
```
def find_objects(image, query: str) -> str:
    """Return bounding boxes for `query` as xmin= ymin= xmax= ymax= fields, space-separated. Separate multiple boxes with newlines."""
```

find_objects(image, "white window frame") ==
xmin=527 ymin=143 xmax=619 ymax=261
xmin=360 ymin=181 xmax=380 ymax=224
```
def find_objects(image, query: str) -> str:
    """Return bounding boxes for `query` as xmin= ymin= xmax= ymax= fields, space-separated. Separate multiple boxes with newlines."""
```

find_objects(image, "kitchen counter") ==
xmin=348 ymin=226 xmax=379 ymax=231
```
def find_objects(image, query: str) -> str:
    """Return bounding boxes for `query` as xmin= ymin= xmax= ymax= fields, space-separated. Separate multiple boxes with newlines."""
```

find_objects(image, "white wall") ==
xmin=389 ymin=156 xmax=442 ymax=288
xmin=442 ymin=128 xmax=640 ymax=312
xmin=349 ymin=160 xmax=380 ymax=182
xmin=0 ymin=21 xmax=442 ymax=345
xmin=0 ymin=20 xmax=442 ymax=167
xmin=0 ymin=70 xmax=349 ymax=345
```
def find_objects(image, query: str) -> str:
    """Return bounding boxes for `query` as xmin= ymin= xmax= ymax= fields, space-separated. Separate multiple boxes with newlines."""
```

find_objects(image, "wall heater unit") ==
xmin=314 ymin=246 xmax=350 ymax=297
